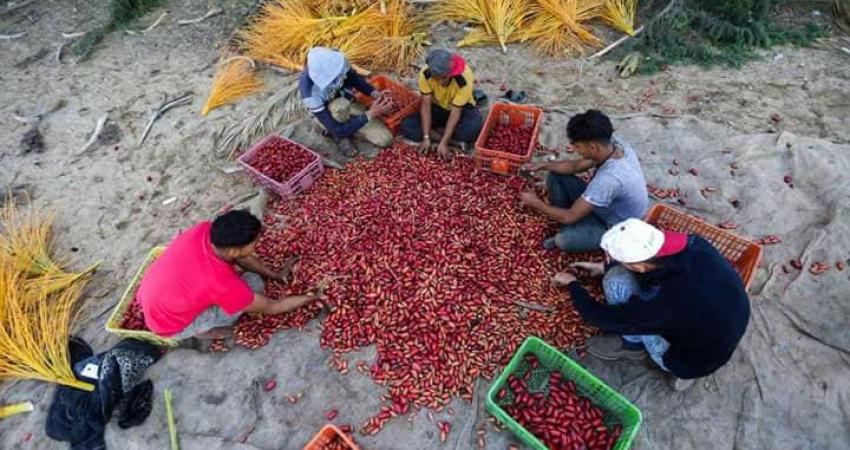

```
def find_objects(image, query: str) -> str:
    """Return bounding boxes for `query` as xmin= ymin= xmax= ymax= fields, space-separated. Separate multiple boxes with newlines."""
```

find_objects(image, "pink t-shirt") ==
xmin=137 ymin=221 xmax=255 ymax=336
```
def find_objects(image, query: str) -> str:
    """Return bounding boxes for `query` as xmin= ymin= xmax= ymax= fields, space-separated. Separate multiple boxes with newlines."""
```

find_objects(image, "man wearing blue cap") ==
xmin=299 ymin=47 xmax=394 ymax=156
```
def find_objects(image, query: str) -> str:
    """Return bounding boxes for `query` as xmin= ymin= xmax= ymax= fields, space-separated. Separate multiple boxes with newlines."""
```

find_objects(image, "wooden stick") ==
xmin=177 ymin=7 xmax=222 ymax=25
xmin=142 ymin=12 xmax=168 ymax=33
xmin=0 ymin=32 xmax=25 ymax=40
xmin=0 ymin=401 xmax=33 ymax=419
xmin=78 ymin=115 xmax=108 ymax=154
xmin=55 ymin=42 xmax=67 ymax=63
xmin=590 ymin=0 xmax=679 ymax=60
xmin=138 ymin=93 xmax=193 ymax=146
xmin=589 ymin=26 xmax=644 ymax=60
xmin=164 ymin=389 xmax=180 ymax=450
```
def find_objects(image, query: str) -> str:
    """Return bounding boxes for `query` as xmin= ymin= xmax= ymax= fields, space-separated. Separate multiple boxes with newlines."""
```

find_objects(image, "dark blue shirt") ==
xmin=568 ymin=236 xmax=750 ymax=379
xmin=298 ymin=69 xmax=375 ymax=139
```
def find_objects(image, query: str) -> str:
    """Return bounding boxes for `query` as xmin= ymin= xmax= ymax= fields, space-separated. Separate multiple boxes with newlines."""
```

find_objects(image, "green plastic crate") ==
xmin=486 ymin=336 xmax=642 ymax=450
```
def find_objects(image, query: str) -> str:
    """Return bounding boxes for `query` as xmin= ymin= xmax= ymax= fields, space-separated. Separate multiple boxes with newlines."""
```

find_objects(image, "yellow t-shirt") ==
xmin=418 ymin=65 xmax=475 ymax=110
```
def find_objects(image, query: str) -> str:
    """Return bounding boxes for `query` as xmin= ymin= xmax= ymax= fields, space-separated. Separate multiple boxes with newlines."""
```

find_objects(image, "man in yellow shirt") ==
xmin=401 ymin=49 xmax=483 ymax=159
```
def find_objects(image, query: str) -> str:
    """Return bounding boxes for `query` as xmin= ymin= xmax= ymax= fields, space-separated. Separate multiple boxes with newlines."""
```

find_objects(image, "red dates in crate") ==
xmin=319 ymin=433 xmax=355 ymax=450
xmin=485 ymin=123 xmax=534 ymax=156
xmin=248 ymin=138 xmax=316 ymax=184
xmin=120 ymin=300 xmax=148 ymax=331
xmin=501 ymin=354 xmax=622 ymax=450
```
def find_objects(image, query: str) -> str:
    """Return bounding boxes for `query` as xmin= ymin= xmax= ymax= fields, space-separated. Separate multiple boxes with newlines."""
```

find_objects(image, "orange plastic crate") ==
xmin=354 ymin=75 xmax=420 ymax=135
xmin=645 ymin=204 xmax=762 ymax=291
xmin=303 ymin=425 xmax=360 ymax=450
xmin=474 ymin=103 xmax=543 ymax=175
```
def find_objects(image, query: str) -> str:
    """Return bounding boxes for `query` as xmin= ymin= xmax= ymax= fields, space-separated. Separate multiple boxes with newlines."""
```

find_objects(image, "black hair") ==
xmin=566 ymin=109 xmax=614 ymax=144
xmin=210 ymin=209 xmax=261 ymax=248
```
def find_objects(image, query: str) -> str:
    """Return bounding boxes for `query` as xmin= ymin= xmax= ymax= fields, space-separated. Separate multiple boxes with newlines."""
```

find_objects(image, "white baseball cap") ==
xmin=600 ymin=218 xmax=666 ymax=263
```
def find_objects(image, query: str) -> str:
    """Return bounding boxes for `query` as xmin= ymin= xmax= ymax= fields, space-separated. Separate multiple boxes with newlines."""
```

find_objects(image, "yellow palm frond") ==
xmin=201 ymin=57 xmax=265 ymax=116
xmin=601 ymin=0 xmax=638 ymax=36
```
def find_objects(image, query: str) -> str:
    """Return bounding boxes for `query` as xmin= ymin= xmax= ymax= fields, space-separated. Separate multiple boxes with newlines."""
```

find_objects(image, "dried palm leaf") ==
xmin=517 ymin=0 xmax=604 ymax=56
xmin=214 ymin=77 xmax=306 ymax=159
xmin=433 ymin=0 xmax=529 ymax=52
xmin=428 ymin=0 xmax=488 ymax=25
xmin=0 ymin=261 xmax=94 ymax=391
xmin=0 ymin=198 xmax=99 ymax=295
xmin=201 ymin=56 xmax=265 ymax=116
xmin=601 ymin=0 xmax=637 ymax=36
xmin=239 ymin=0 xmax=423 ymax=73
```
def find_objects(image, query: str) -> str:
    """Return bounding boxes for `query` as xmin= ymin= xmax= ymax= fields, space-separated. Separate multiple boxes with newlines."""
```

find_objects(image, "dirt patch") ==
xmin=19 ymin=126 xmax=45 ymax=154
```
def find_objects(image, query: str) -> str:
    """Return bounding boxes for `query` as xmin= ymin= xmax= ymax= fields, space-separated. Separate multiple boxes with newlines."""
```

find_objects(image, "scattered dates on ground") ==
xmin=247 ymin=136 xmax=317 ymax=184
xmin=499 ymin=354 xmax=622 ymax=450
xmin=484 ymin=122 xmax=534 ymax=156
xmin=756 ymin=235 xmax=781 ymax=245
xmin=646 ymin=184 xmax=680 ymax=199
xmin=235 ymin=144 xmax=603 ymax=435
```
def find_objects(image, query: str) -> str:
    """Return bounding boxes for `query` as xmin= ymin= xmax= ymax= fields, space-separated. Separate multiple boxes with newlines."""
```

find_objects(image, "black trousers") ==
xmin=400 ymin=104 xmax=484 ymax=144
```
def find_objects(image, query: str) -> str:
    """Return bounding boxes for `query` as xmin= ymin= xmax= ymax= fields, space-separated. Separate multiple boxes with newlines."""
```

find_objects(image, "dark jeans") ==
xmin=401 ymin=104 xmax=484 ymax=144
xmin=546 ymin=173 xmax=608 ymax=252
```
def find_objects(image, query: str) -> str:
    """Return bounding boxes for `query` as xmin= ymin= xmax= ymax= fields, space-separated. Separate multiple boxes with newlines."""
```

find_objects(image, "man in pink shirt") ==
xmin=137 ymin=209 xmax=319 ymax=341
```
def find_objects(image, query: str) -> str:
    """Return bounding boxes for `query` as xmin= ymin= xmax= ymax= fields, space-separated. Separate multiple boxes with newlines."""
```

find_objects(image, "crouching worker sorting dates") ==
xmin=551 ymin=218 xmax=750 ymax=391
xmin=137 ymin=210 xmax=321 ymax=344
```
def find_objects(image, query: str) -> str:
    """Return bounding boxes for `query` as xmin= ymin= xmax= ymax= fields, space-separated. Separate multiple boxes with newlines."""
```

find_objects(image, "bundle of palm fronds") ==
xmin=213 ymin=75 xmax=306 ymax=159
xmin=518 ymin=0 xmax=604 ymax=56
xmin=429 ymin=0 xmax=531 ymax=52
xmin=430 ymin=0 xmax=641 ymax=56
xmin=201 ymin=56 xmax=265 ymax=116
xmin=0 ymin=200 xmax=97 ymax=391
xmin=238 ymin=0 xmax=426 ymax=73
xmin=0 ymin=199 xmax=99 ymax=294
xmin=601 ymin=0 xmax=637 ymax=35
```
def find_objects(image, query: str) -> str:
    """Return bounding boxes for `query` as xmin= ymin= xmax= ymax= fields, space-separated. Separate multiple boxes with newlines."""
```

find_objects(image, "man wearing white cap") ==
xmin=299 ymin=47 xmax=395 ymax=157
xmin=552 ymin=218 xmax=750 ymax=391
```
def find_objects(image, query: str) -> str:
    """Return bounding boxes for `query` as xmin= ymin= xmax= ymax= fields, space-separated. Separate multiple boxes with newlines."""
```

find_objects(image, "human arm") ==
xmin=343 ymin=69 xmax=375 ymax=97
xmin=437 ymin=106 xmax=463 ymax=159
xmin=242 ymin=292 xmax=318 ymax=315
xmin=519 ymin=192 xmax=595 ymax=225
xmin=525 ymin=158 xmax=596 ymax=175
xmin=236 ymin=254 xmax=280 ymax=280
xmin=553 ymin=274 xmax=666 ymax=335
xmin=419 ymin=95 xmax=433 ymax=151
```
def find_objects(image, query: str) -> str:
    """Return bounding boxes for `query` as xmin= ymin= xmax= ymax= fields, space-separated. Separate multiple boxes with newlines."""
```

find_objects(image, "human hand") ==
xmin=551 ymin=272 xmax=577 ymax=286
xmin=418 ymin=136 xmax=432 ymax=154
xmin=367 ymin=97 xmax=393 ymax=119
xmin=523 ymin=161 xmax=546 ymax=171
xmin=370 ymin=89 xmax=383 ymax=100
xmin=278 ymin=256 xmax=300 ymax=283
xmin=570 ymin=261 xmax=604 ymax=277
xmin=519 ymin=191 xmax=542 ymax=207
xmin=437 ymin=141 xmax=451 ymax=160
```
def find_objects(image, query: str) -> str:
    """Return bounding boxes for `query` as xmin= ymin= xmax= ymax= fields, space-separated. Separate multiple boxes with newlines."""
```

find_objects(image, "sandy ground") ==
xmin=1 ymin=1 xmax=849 ymax=449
